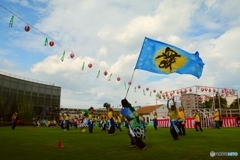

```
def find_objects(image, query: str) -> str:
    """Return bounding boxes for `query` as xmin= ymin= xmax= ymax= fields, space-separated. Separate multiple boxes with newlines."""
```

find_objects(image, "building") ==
xmin=0 ymin=72 xmax=61 ymax=122
xmin=137 ymin=104 xmax=168 ymax=123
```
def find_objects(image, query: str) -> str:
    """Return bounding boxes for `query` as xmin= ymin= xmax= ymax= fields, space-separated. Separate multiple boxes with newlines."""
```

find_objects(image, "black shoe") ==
xmin=173 ymin=138 xmax=179 ymax=140
xmin=196 ymin=130 xmax=199 ymax=132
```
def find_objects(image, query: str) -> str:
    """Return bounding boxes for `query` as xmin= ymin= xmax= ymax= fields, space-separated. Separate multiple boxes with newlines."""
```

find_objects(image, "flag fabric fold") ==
xmin=134 ymin=37 xmax=205 ymax=79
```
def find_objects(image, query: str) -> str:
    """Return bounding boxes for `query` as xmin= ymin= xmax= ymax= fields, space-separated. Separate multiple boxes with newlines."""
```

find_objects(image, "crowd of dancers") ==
xmin=12 ymin=97 xmax=224 ymax=150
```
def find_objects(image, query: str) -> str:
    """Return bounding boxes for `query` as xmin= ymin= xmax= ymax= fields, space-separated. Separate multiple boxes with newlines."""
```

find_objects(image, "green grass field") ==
xmin=0 ymin=125 xmax=240 ymax=160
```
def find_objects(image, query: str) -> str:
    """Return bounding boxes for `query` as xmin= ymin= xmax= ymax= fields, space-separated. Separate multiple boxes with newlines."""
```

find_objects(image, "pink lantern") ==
xmin=205 ymin=88 xmax=208 ymax=91
xmin=49 ymin=41 xmax=54 ymax=47
xmin=70 ymin=53 xmax=74 ymax=58
xmin=24 ymin=25 xmax=30 ymax=32
xmin=104 ymin=71 xmax=108 ymax=76
xmin=213 ymin=88 xmax=216 ymax=92
xmin=209 ymin=88 xmax=211 ymax=92
xmin=201 ymin=88 xmax=204 ymax=92
xmin=88 ymin=63 xmax=92 ymax=68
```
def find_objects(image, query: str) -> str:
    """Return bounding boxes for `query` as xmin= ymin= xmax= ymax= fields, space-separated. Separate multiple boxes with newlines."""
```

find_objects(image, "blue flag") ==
xmin=135 ymin=37 xmax=205 ymax=78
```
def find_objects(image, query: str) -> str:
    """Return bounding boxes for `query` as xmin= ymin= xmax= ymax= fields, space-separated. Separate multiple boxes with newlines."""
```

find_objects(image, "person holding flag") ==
xmin=121 ymin=98 xmax=147 ymax=150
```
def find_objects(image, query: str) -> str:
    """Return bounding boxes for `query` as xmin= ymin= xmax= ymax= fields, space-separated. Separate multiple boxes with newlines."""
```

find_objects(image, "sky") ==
xmin=0 ymin=0 xmax=240 ymax=109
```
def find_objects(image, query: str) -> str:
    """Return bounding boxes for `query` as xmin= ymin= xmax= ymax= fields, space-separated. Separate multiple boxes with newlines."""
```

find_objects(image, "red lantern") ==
xmin=128 ymin=81 xmax=132 ymax=85
xmin=189 ymin=88 xmax=192 ymax=92
xmin=104 ymin=71 xmax=108 ymax=76
xmin=160 ymin=91 xmax=162 ymax=94
xmin=184 ymin=89 xmax=187 ymax=93
xmin=213 ymin=88 xmax=216 ymax=92
xmin=209 ymin=88 xmax=211 ymax=92
xmin=70 ymin=53 xmax=74 ymax=58
xmin=146 ymin=88 xmax=149 ymax=91
xmin=24 ymin=25 xmax=30 ymax=32
xmin=88 ymin=63 xmax=92 ymax=68
xmin=177 ymin=91 xmax=179 ymax=94
xmin=137 ymin=85 xmax=141 ymax=89
xmin=153 ymin=90 xmax=156 ymax=93
xmin=201 ymin=88 xmax=204 ymax=92
xmin=49 ymin=41 xmax=54 ymax=47
xmin=205 ymin=88 xmax=208 ymax=91
xmin=117 ymin=77 xmax=121 ymax=81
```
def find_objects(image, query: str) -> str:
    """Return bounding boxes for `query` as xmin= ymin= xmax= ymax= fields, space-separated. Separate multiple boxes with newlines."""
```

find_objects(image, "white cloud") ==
xmin=1 ymin=0 xmax=240 ymax=109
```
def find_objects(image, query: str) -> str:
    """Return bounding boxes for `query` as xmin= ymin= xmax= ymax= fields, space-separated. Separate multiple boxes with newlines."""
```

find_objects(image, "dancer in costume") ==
xmin=100 ymin=114 xmax=107 ymax=131
xmin=117 ymin=113 xmax=123 ymax=132
xmin=139 ymin=113 xmax=146 ymax=132
xmin=193 ymin=110 xmax=203 ymax=132
xmin=177 ymin=106 xmax=186 ymax=135
xmin=79 ymin=110 xmax=88 ymax=132
xmin=103 ymin=103 xmax=115 ymax=135
xmin=152 ymin=112 xmax=158 ymax=130
xmin=87 ymin=107 xmax=94 ymax=133
xmin=121 ymin=98 xmax=147 ymax=150
xmin=11 ymin=112 xmax=17 ymax=130
xmin=59 ymin=113 xmax=64 ymax=129
xmin=167 ymin=98 xmax=180 ymax=140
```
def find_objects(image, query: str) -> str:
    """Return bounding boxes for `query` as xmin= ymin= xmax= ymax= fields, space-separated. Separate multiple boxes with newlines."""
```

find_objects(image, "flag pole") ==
xmin=125 ymin=37 xmax=146 ymax=99
xmin=125 ymin=69 xmax=136 ymax=98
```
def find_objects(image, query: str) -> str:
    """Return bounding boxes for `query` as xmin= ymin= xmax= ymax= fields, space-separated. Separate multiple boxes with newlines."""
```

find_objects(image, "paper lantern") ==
xmin=201 ymin=88 xmax=204 ymax=92
xmin=153 ymin=90 xmax=156 ymax=93
xmin=177 ymin=91 xmax=179 ymax=94
xmin=117 ymin=77 xmax=121 ymax=81
xmin=213 ymin=88 xmax=216 ymax=92
xmin=146 ymin=88 xmax=149 ymax=91
xmin=160 ymin=91 xmax=162 ymax=94
xmin=88 ymin=63 xmax=92 ymax=68
xmin=184 ymin=89 xmax=187 ymax=93
xmin=170 ymin=93 xmax=173 ymax=96
xmin=189 ymin=88 xmax=192 ymax=92
xmin=104 ymin=71 xmax=108 ymax=76
xmin=24 ymin=25 xmax=30 ymax=32
xmin=70 ymin=53 xmax=74 ymax=58
xmin=128 ymin=81 xmax=132 ymax=85
xmin=137 ymin=85 xmax=141 ymax=89
xmin=49 ymin=41 xmax=54 ymax=47
xmin=205 ymin=88 xmax=208 ymax=91
xmin=209 ymin=88 xmax=211 ymax=92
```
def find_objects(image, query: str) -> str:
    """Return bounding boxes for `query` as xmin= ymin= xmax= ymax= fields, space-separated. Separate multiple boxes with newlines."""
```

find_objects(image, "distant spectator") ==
xmin=213 ymin=109 xmax=220 ymax=129
xmin=11 ymin=112 xmax=17 ymax=130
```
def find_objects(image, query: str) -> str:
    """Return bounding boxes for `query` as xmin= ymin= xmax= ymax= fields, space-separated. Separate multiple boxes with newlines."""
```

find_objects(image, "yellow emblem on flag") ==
xmin=154 ymin=47 xmax=187 ymax=73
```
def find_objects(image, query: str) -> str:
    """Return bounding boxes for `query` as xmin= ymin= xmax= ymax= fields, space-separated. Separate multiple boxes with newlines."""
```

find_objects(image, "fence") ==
xmin=157 ymin=117 xmax=238 ymax=128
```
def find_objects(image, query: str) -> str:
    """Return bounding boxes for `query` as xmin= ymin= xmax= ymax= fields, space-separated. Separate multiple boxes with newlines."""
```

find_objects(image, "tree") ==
xmin=16 ymin=94 xmax=34 ymax=122
xmin=230 ymin=98 xmax=240 ymax=109
xmin=202 ymin=92 xmax=227 ymax=109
